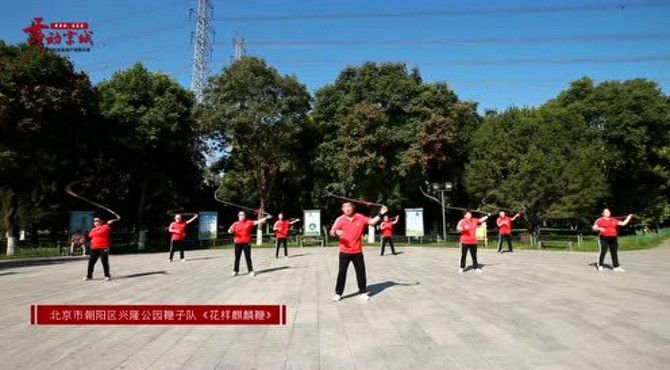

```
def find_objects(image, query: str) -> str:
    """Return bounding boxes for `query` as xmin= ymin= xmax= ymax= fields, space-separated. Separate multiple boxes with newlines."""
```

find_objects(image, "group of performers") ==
xmin=82 ymin=202 xmax=635 ymax=301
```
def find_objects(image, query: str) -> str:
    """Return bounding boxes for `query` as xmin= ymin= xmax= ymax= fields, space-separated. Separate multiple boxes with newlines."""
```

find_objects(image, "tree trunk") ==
xmin=4 ymin=191 xmax=18 ymax=255
xmin=256 ymin=200 xmax=265 ymax=246
xmin=524 ymin=210 xmax=541 ymax=245
xmin=136 ymin=171 xmax=149 ymax=250
xmin=255 ymin=161 xmax=268 ymax=246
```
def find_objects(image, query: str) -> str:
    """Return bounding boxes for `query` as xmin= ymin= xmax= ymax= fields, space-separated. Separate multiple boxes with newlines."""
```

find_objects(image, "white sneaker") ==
xmin=458 ymin=268 xmax=464 ymax=274
xmin=597 ymin=266 xmax=604 ymax=272
xmin=613 ymin=267 xmax=625 ymax=272
xmin=359 ymin=292 xmax=371 ymax=301
xmin=475 ymin=268 xmax=483 ymax=274
xmin=82 ymin=276 xmax=91 ymax=281
xmin=104 ymin=277 xmax=112 ymax=281
xmin=332 ymin=294 xmax=342 ymax=302
xmin=231 ymin=271 xmax=238 ymax=276
xmin=249 ymin=271 xmax=256 ymax=277
xmin=181 ymin=259 xmax=186 ymax=263
xmin=168 ymin=259 xmax=173 ymax=263
xmin=284 ymin=256 xmax=289 ymax=259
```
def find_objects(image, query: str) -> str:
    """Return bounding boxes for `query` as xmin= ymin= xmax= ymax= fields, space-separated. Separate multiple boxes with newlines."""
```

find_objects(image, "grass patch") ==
xmin=0 ymin=247 xmax=63 ymax=260
xmin=570 ymin=232 xmax=670 ymax=252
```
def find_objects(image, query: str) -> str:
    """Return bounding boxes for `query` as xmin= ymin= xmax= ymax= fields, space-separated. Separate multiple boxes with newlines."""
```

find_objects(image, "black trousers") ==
xmin=599 ymin=236 xmax=620 ymax=268
xmin=497 ymin=233 xmax=513 ymax=252
xmin=275 ymin=237 xmax=288 ymax=258
xmin=234 ymin=243 xmax=253 ymax=272
xmin=381 ymin=236 xmax=396 ymax=255
xmin=169 ymin=239 xmax=186 ymax=261
xmin=87 ymin=248 xmax=110 ymax=278
xmin=335 ymin=252 xmax=367 ymax=295
xmin=460 ymin=243 xmax=479 ymax=269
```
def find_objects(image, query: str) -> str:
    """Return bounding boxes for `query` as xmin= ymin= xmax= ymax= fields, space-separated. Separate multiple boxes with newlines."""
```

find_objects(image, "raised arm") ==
xmin=107 ymin=218 xmax=119 ymax=226
xmin=368 ymin=206 xmax=389 ymax=226
xmin=289 ymin=218 xmax=301 ymax=225
xmin=511 ymin=213 xmax=521 ymax=221
xmin=253 ymin=215 xmax=273 ymax=226
xmin=186 ymin=213 xmax=199 ymax=224
xmin=392 ymin=215 xmax=400 ymax=225
xmin=478 ymin=214 xmax=490 ymax=224
xmin=618 ymin=214 xmax=634 ymax=226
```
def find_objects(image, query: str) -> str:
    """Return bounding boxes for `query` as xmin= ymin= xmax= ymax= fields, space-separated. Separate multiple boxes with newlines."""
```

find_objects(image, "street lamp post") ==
xmin=432 ymin=182 xmax=453 ymax=243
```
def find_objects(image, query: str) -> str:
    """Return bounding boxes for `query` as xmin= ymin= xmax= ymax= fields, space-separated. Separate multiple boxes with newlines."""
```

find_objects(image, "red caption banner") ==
xmin=31 ymin=304 xmax=287 ymax=326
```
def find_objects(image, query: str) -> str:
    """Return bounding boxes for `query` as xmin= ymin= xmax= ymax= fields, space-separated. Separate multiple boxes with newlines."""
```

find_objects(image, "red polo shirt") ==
xmin=332 ymin=213 xmax=370 ymax=254
xmin=380 ymin=221 xmax=393 ymax=237
xmin=89 ymin=225 xmax=111 ymax=249
xmin=169 ymin=221 xmax=187 ymax=241
xmin=594 ymin=217 xmax=619 ymax=237
xmin=274 ymin=220 xmax=290 ymax=238
xmin=497 ymin=216 xmax=512 ymax=235
xmin=457 ymin=218 xmax=479 ymax=244
xmin=231 ymin=220 xmax=256 ymax=244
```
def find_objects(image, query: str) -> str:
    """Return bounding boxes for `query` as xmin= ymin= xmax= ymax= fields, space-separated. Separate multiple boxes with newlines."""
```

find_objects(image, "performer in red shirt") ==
xmin=273 ymin=213 xmax=300 ymax=259
xmin=168 ymin=213 xmax=198 ymax=262
xmin=380 ymin=215 xmax=400 ymax=256
xmin=228 ymin=211 xmax=272 ymax=276
xmin=592 ymin=208 xmax=633 ymax=272
xmin=456 ymin=211 xmax=490 ymax=273
xmin=84 ymin=217 xmax=119 ymax=281
xmin=496 ymin=211 xmax=521 ymax=253
xmin=330 ymin=202 xmax=388 ymax=302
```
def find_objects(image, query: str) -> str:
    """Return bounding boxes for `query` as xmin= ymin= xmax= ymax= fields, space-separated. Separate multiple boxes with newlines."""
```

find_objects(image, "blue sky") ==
xmin=2 ymin=0 xmax=669 ymax=111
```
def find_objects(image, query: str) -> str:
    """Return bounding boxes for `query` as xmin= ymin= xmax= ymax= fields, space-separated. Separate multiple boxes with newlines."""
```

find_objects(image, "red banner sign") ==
xmin=23 ymin=17 xmax=94 ymax=54
xmin=31 ymin=304 xmax=287 ymax=326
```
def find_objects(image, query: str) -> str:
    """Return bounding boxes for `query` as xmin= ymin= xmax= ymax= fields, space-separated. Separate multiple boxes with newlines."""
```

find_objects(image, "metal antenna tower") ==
xmin=232 ymin=32 xmax=246 ymax=62
xmin=190 ymin=0 xmax=214 ymax=104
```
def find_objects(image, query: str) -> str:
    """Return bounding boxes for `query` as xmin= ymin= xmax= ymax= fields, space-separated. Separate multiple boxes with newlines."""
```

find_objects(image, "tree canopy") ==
xmin=1 ymin=42 xmax=669 ymax=253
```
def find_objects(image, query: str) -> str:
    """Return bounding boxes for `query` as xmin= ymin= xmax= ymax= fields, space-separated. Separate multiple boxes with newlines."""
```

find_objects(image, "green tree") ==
xmin=97 ymin=63 xmax=202 ymax=237
xmin=312 ymin=62 xmax=479 ymax=218
xmin=197 ymin=57 xmax=311 ymax=220
xmin=550 ymin=77 xmax=670 ymax=223
xmin=465 ymin=106 xmax=608 ymax=233
xmin=0 ymin=42 xmax=98 ymax=254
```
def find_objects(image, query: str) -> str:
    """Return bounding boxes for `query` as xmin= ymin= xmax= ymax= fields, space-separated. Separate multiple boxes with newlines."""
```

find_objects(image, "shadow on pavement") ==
xmin=587 ymin=262 xmax=613 ymax=270
xmin=255 ymin=266 xmax=290 ymax=275
xmin=185 ymin=256 xmax=220 ymax=261
xmin=379 ymin=251 xmax=404 ymax=256
xmin=342 ymin=280 xmax=421 ymax=299
xmin=118 ymin=270 xmax=168 ymax=279
xmin=0 ymin=256 xmax=87 ymax=270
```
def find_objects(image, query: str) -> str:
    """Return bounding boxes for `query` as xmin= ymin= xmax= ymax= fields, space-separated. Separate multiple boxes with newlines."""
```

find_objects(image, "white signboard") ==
xmin=198 ymin=212 xmax=218 ymax=240
xmin=303 ymin=210 xmax=321 ymax=236
xmin=405 ymin=208 xmax=424 ymax=237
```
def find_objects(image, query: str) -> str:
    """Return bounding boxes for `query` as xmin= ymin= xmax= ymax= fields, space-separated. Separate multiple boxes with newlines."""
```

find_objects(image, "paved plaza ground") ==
xmin=1 ymin=243 xmax=669 ymax=370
